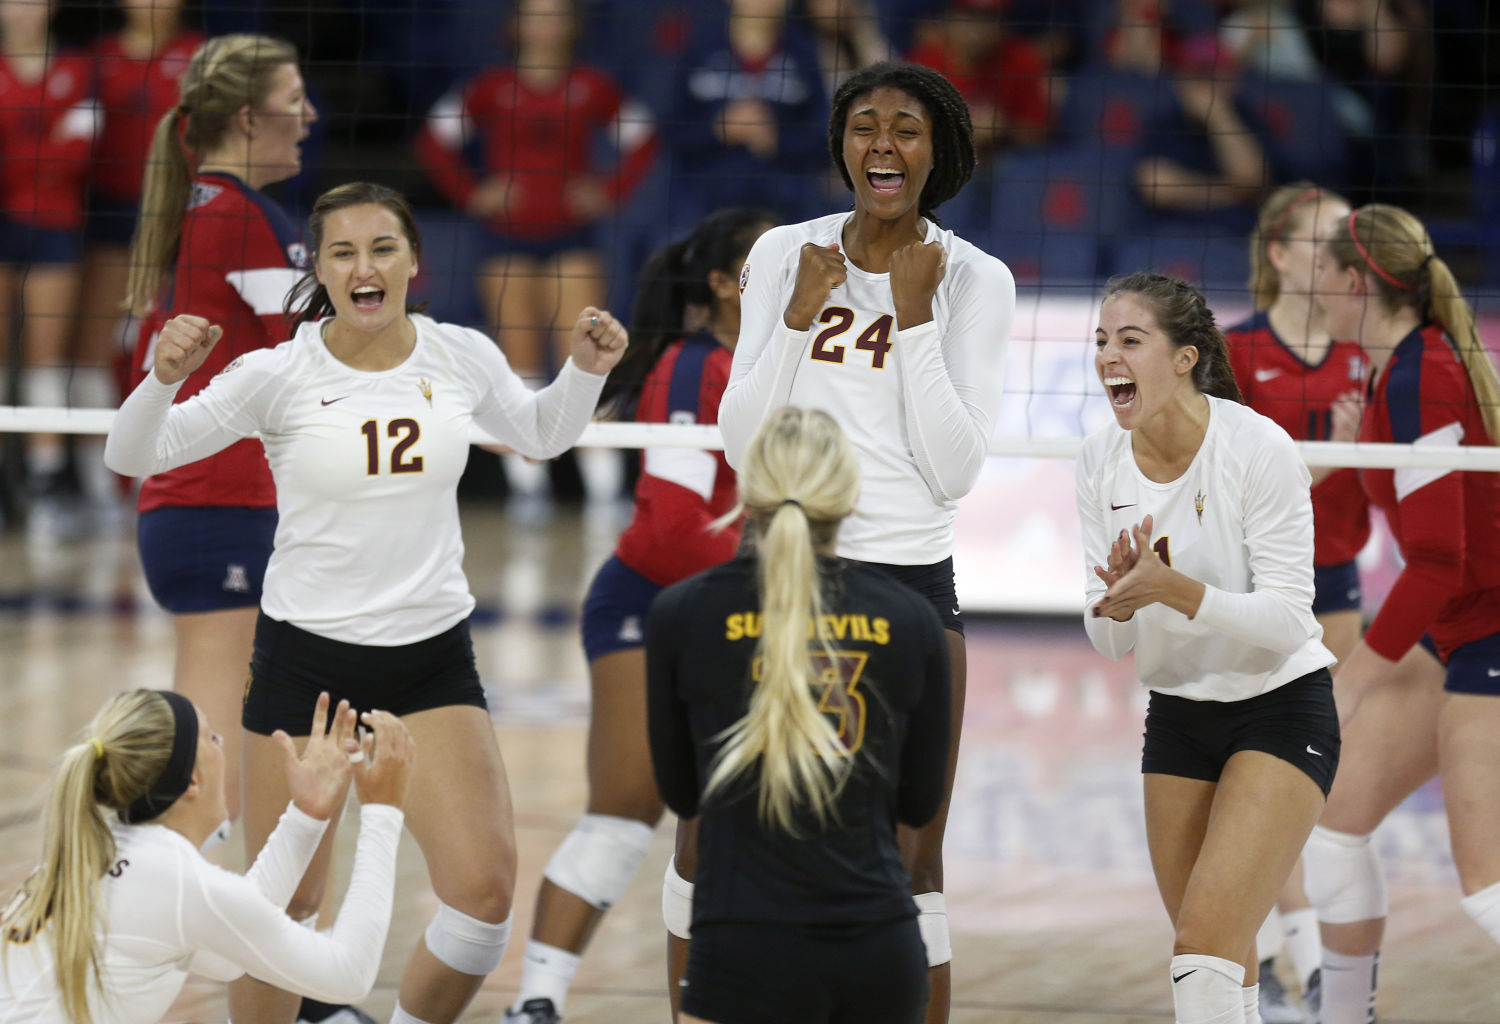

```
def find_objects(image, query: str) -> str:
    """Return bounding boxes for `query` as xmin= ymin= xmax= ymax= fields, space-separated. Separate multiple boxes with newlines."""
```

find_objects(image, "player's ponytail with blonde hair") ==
xmin=1327 ymin=204 xmax=1500 ymax=444
xmin=1 ymin=692 xmax=180 ymax=1024
xmin=703 ymin=407 xmax=861 ymax=833
xmin=1247 ymin=181 xmax=1348 ymax=311
xmin=126 ymin=35 xmax=300 ymax=316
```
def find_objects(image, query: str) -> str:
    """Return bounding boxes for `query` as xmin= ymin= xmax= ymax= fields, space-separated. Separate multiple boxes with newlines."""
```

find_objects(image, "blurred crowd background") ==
xmin=6 ymin=0 xmax=1498 ymax=522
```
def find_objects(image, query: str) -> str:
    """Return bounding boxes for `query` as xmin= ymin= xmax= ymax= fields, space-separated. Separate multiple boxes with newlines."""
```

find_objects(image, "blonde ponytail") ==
xmin=1 ymin=692 xmax=178 ymax=1024
xmin=1427 ymin=257 xmax=1500 ymax=444
xmin=125 ymin=35 xmax=300 ymax=316
xmin=704 ymin=408 xmax=861 ymax=833
xmin=1328 ymin=204 xmax=1500 ymax=444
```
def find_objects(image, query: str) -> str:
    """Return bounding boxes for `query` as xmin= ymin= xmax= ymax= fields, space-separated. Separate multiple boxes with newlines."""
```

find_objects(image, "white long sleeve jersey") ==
xmin=720 ymin=213 xmax=1014 ymax=564
xmin=1076 ymin=396 xmax=1334 ymax=702
xmin=106 ymin=314 xmax=607 ymax=644
xmin=0 ymin=803 xmax=403 ymax=1024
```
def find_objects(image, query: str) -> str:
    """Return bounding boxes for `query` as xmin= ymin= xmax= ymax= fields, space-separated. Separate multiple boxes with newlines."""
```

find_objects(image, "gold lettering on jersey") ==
xmin=419 ymin=378 xmax=433 ymax=407
xmin=724 ymin=611 xmax=891 ymax=644
xmin=1194 ymin=490 xmax=1206 ymax=524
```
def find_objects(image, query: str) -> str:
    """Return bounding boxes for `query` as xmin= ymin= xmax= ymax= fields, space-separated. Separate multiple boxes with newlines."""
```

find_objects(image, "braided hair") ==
xmin=598 ymin=206 xmax=778 ymax=418
xmin=827 ymin=62 xmax=975 ymax=224
xmin=1103 ymin=272 xmax=1243 ymax=403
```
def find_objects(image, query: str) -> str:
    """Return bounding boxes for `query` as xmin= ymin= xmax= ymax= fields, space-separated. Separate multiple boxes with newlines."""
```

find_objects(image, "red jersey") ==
xmin=1358 ymin=324 xmax=1500 ymax=662
xmin=1226 ymin=311 xmax=1370 ymax=565
xmin=905 ymin=35 xmax=1051 ymax=137
xmin=615 ymin=334 xmax=741 ymax=586
xmin=416 ymin=65 xmax=657 ymax=240
xmin=133 ymin=172 xmax=309 ymax=512
xmin=0 ymin=52 xmax=97 ymax=229
xmin=90 ymin=30 xmax=205 ymax=202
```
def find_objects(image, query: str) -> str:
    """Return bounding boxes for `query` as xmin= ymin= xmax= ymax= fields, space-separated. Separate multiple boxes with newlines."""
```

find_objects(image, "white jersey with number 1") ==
xmin=1077 ymin=395 xmax=1335 ymax=702
xmin=720 ymin=212 xmax=1014 ymax=565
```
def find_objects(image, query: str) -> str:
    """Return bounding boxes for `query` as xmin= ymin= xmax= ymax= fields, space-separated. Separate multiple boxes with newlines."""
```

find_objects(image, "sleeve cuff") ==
xmin=359 ymin=803 xmax=406 ymax=829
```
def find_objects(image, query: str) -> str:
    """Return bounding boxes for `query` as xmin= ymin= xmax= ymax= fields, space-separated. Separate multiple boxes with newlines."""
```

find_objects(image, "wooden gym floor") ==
xmin=0 ymin=504 xmax=1493 ymax=1023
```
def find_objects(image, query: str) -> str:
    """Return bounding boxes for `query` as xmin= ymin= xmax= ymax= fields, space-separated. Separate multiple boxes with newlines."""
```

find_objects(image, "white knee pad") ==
xmin=543 ymin=813 xmax=655 ymax=910
xmin=914 ymin=891 xmax=951 ymax=968
xmin=1303 ymin=825 xmax=1388 ymax=924
xmin=423 ymin=902 xmax=512 ymax=977
xmin=661 ymin=855 xmax=694 ymax=940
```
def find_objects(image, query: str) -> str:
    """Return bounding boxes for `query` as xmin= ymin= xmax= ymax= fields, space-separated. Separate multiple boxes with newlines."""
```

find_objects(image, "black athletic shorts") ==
xmin=1141 ymin=668 xmax=1340 ymax=796
xmin=242 ymin=613 xmax=487 ymax=736
xmin=682 ymin=918 xmax=927 ymax=1024
xmin=857 ymin=556 xmax=963 ymax=635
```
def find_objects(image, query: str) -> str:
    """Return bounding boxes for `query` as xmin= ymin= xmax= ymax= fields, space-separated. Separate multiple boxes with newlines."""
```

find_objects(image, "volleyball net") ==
xmin=1 ymin=1 xmax=1497 ymax=609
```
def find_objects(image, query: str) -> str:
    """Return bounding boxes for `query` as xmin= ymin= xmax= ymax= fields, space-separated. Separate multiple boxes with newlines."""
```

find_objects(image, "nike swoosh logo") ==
xmin=1255 ymin=368 xmax=1283 ymax=382
xmin=1172 ymin=970 xmax=1197 ymax=983
xmin=1306 ymin=745 xmax=1322 ymax=756
xmin=321 ymin=396 xmax=349 ymax=406
xmin=951 ymin=608 xmax=961 ymax=617
xmin=1111 ymin=503 xmax=1136 ymax=510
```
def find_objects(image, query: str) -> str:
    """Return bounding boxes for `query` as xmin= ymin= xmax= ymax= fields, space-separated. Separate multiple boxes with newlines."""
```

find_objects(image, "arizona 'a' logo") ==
xmin=419 ymin=378 xmax=433 ymax=407
xmin=1194 ymin=490 xmax=1206 ymax=524
xmin=223 ymin=563 xmax=250 ymax=592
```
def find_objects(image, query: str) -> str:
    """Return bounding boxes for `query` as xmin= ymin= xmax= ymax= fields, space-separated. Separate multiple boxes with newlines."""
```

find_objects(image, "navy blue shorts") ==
xmin=855 ymin=556 xmax=963 ymax=635
xmin=242 ymin=613 xmax=486 ymax=736
xmin=581 ymin=555 xmax=661 ymax=662
xmin=138 ymin=506 xmax=276 ymax=614
xmin=683 ymin=918 xmax=927 ymax=1024
xmin=1443 ymin=631 xmax=1500 ymax=695
xmin=83 ymin=192 xmax=138 ymax=246
xmin=1312 ymin=559 xmax=1362 ymax=616
xmin=1142 ymin=668 xmax=1341 ymax=796
xmin=0 ymin=218 xmax=79 ymax=265
xmin=478 ymin=224 xmax=596 ymax=263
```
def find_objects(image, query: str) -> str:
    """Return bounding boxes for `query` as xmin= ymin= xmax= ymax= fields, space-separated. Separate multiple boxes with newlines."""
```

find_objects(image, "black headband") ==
xmin=123 ymin=690 xmax=199 ymax=824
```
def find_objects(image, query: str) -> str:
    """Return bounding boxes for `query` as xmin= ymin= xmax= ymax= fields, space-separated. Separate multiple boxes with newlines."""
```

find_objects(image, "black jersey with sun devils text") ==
xmin=647 ymin=555 xmax=950 ymax=928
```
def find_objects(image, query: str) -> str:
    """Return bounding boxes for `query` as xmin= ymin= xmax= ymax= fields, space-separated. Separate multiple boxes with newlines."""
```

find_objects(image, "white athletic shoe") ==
xmin=1258 ymin=960 xmax=1306 ymax=1024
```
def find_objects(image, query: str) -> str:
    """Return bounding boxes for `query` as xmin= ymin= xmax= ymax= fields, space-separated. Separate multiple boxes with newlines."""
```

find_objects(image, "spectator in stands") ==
xmin=1115 ymin=3 xmax=1271 ymax=234
xmin=666 ymin=0 xmax=829 ymax=229
xmin=906 ymin=0 xmax=1052 ymax=154
xmin=800 ymin=0 xmax=892 ymax=100
xmin=417 ymin=0 xmax=656 ymax=384
xmin=74 ymin=0 xmax=203 ymax=523
xmin=417 ymin=0 xmax=656 ymax=504
xmin=1219 ymin=0 xmax=1429 ymax=191
xmin=0 ymin=0 xmax=98 ymax=535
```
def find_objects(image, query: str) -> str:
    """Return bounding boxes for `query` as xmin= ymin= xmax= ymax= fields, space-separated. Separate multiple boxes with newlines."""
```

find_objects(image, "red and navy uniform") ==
xmin=0 ymin=51 xmax=97 ymax=234
xmin=581 ymin=333 xmax=739 ymax=663
xmin=416 ymin=65 xmax=656 ymax=241
xmin=89 ymin=30 xmax=204 ymax=205
xmin=1359 ymin=324 xmax=1500 ymax=679
xmin=132 ymin=172 xmax=309 ymax=513
xmin=1227 ymin=312 xmax=1371 ymax=566
xmin=616 ymin=333 xmax=740 ymax=583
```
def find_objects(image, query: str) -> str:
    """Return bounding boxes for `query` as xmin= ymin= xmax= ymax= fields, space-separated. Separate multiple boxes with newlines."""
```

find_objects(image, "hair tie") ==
xmin=780 ymin=499 xmax=802 ymax=511
xmin=1268 ymin=186 xmax=1321 ymax=243
xmin=1419 ymin=252 xmax=1435 ymax=269
xmin=1347 ymin=210 xmax=1414 ymax=291
xmin=123 ymin=691 xmax=199 ymax=824
xmin=90 ymin=738 xmax=104 ymax=760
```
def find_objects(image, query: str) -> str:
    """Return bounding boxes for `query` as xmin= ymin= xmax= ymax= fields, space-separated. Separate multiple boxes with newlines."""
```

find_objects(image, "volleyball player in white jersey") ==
xmin=1078 ymin=273 xmax=1340 ymax=1024
xmin=709 ymin=61 xmax=1013 ymax=1024
xmin=0 ymin=690 xmax=414 ymax=1024
xmin=105 ymin=182 xmax=627 ymax=1024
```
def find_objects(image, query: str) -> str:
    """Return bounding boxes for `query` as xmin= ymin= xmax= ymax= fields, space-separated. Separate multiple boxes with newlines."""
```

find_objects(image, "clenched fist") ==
xmin=783 ymin=242 xmax=848 ymax=331
xmin=889 ymin=241 xmax=946 ymax=330
xmin=154 ymin=314 xmax=224 ymax=385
